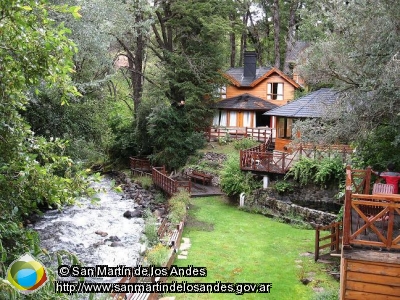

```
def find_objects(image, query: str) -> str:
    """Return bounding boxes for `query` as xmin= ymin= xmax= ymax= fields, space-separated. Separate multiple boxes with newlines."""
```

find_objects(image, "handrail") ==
xmin=206 ymin=126 xmax=272 ymax=142
xmin=315 ymin=222 xmax=342 ymax=261
xmin=152 ymin=167 xmax=191 ymax=196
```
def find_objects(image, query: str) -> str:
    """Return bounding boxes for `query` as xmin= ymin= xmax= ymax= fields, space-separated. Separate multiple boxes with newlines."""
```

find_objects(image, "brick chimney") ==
xmin=243 ymin=51 xmax=257 ymax=78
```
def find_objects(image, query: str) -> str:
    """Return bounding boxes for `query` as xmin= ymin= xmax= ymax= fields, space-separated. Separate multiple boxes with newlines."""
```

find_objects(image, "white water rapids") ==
xmin=32 ymin=176 xmax=145 ymax=283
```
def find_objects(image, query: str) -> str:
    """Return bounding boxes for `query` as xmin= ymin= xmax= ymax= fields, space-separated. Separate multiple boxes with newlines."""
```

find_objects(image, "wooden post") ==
xmin=315 ymin=226 xmax=320 ymax=262
xmin=364 ymin=166 xmax=372 ymax=194
xmin=335 ymin=223 xmax=340 ymax=253
xmin=342 ymin=165 xmax=353 ymax=249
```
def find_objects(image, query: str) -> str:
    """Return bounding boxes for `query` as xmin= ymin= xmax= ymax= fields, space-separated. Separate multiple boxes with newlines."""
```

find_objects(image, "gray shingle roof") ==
xmin=263 ymin=88 xmax=339 ymax=117
xmin=225 ymin=66 xmax=273 ymax=87
xmin=214 ymin=93 xmax=278 ymax=111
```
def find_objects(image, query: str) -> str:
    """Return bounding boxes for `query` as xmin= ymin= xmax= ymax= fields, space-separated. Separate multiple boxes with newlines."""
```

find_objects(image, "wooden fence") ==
xmin=152 ymin=166 xmax=191 ymax=196
xmin=315 ymin=222 xmax=342 ymax=261
xmin=129 ymin=156 xmax=152 ymax=176
xmin=206 ymin=126 xmax=272 ymax=143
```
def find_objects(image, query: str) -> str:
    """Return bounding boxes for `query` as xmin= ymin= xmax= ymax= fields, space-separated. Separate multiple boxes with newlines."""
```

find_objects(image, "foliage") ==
xmin=143 ymin=211 xmax=159 ymax=247
xmin=220 ymin=153 xmax=261 ymax=196
xmin=134 ymin=176 xmax=153 ymax=190
xmin=168 ymin=190 xmax=190 ymax=225
xmin=232 ymin=138 xmax=259 ymax=150
xmin=273 ymin=180 xmax=295 ymax=194
xmin=145 ymin=243 xmax=170 ymax=267
xmin=311 ymin=289 xmax=339 ymax=300
xmin=147 ymin=105 xmax=206 ymax=170
xmin=285 ymin=157 xmax=345 ymax=187
xmin=352 ymin=123 xmax=400 ymax=171
xmin=297 ymin=0 xmax=400 ymax=149
xmin=0 ymin=1 xmax=95 ymax=286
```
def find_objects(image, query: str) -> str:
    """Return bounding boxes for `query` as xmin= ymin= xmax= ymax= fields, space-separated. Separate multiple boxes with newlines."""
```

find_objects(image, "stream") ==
xmin=32 ymin=176 xmax=145 ymax=283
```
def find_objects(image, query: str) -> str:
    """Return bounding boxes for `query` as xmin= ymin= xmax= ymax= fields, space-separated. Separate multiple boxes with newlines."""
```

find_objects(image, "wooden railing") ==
xmin=152 ymin=166 xmax=191 ymax=196
xmin=206 ymin=126 xmax=272 ymax=143
xmin=342 ymin=166 xmax=400 ymax=250
xmin=129 ymin=156 xmax=152 ymax=176
xmin=315 ymin=222 xmax=342 ymax=261
xmin=343 ymin=193 xmax=400 ymax=250
xmin=240 ymin=143 xmax=353 ymax=174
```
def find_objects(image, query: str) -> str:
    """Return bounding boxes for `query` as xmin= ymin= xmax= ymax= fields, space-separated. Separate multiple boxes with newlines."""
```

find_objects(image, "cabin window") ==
xmin=229 ymin=111 xmax=237 ymax=126
xmin=267 ymin=83 xmax=284 ymax=100
xmin=277 ymin=117 xmax=293 ymax=138
xmin=219 ymin=111 xmax=227 ymax=126
xmin=243 ymin=111 xmax=253 ymax=127
xmin=212 ymin=112 xmax=220 ymax=126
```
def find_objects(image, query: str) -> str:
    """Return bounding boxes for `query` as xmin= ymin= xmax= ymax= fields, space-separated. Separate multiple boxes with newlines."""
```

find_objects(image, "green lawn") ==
xmin=165 ymin=196 xmax=339 ymax=300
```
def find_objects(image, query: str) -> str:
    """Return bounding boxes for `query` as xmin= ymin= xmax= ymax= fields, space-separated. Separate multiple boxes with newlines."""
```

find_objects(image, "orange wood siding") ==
xmin=340 ymin=257 xmax=400 ymax=300
xmin=274 ymin=137 xmax=291 ymax=152
xmin=226 ymin=75 xmax=296 ymax=107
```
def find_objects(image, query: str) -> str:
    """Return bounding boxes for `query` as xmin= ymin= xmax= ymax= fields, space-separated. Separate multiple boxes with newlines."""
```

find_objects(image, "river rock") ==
xmin=105 ymin=236 xmax=120 ymax=242
xmin=123 ymin=209 xmax=142 ymax=219
xmin=110 ymin=241 xmax=123 ymax=247
xmin=95 ymin=230 xmax=108 ymax=237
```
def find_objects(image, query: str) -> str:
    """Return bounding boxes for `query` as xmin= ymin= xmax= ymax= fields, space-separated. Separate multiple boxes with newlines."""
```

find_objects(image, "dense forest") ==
xmin=0 ymin=0 xmax=399 ymax=298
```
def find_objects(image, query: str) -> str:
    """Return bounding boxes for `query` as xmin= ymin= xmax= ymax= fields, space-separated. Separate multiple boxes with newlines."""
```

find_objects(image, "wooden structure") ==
xmin=129 ymin=156 xmax=152 ymax=176
xmin=214 ymin=51 xmax=300 ymax=129
xmin=151 ymin=166 xmax=191 ymax=196
xmin=315 ymin=221 xmax=342 ymax=262
xmin=263 ymin=88 xmax=341 ymax=152
xmin=240 ymin=143 xmax=352 ymax=174
xmin=340 ymin=166 xmax=400 ymax=299
xmin=188 ymin=171 xmax=212 ymax=186
xmin=206 ymin=126 xmax=272 ymax=143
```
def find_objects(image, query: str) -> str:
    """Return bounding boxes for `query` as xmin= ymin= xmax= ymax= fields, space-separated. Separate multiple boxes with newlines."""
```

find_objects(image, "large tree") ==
xmin=0 ymin=0 xmax=93 ymax=278
xmin=295 ymin=0 xmax=400 ymax=168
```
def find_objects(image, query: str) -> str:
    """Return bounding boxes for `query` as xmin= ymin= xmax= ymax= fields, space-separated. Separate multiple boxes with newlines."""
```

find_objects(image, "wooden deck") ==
xmin=240 ymin=143 xmax=353 ymax=174
xmin=340 ymin=166 xmax=400 ymax=299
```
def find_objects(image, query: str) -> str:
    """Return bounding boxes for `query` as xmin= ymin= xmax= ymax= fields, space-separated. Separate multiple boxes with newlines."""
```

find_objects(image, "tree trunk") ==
xmin=230 ymin=14 xmax=236 ymax=67
xmin=283 ymin=0 xmax=298 ymax=74
xmin=272 ymin=0 xmax=281 ymax=69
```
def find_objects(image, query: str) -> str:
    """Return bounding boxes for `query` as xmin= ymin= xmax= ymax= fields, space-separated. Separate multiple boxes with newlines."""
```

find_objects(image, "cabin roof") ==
xmin=214 ymin=93 xmax=278 ymax=111
xmin=224 ymin=66 xmax=300 ymax=88
xmin=263 ymin=88 xmax=339 ymax=118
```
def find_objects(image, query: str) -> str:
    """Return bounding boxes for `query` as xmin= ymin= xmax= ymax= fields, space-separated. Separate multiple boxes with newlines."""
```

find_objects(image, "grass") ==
xmin=165 ymin=196 xmax=339 ymax=300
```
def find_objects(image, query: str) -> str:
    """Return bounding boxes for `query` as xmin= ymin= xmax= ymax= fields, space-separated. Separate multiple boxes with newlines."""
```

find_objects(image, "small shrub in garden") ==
xmin=144 ymin=212 xmax=158 ymax=247
xmin=233 ymin=137 xmax=259 ymax=150
xmin=145 ymin=243 xmax=170 ymax=267
xmin=168 ymin=190 xmax=190 ymax=225
xmin=273 ymin=180 xmax=294 ymax=194
xmin=220 ymin=153 xmax=261 ymax=196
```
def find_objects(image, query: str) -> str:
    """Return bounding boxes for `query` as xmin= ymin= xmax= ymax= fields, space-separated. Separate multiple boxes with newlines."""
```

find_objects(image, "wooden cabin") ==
xmin=340 ymin=166 xmax=400 ymax=299
xmin=263 ymin=88 xmax=339 ymax=152
xmin=213 ymin=51 xmax=301 ymax=131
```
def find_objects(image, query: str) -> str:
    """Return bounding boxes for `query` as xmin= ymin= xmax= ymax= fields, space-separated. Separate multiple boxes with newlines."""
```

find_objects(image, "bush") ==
xmin=285 ymin=157 xmax=345 ymax=187
xmin=143 ymin=212 xmax=159 ymax=247
xmin=273 ymin=181 xmax=294 ymax=194
xmin=220 ymin=153 xmax=261 ymax=196
xmin=168 ymin=190 xmax=190 ymax=225
xmin=233 ymin=137 xmax=259 ymax=150
xmin=145 ymin=243 xmax=170 ymax=267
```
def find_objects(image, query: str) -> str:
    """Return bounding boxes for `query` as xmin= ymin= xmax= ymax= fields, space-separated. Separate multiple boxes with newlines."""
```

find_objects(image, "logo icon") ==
xmin=7 ymin=253 xmax=48 ymax=294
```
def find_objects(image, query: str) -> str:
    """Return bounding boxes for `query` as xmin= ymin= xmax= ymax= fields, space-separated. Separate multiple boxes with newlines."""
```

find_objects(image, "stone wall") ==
xmin=245 ymin=187 xmax=340 ymax=227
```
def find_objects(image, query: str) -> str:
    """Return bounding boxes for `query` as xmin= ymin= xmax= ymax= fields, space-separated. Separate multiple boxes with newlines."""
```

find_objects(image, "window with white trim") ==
xmin=267 ymin=83 xmax=284 ymax=100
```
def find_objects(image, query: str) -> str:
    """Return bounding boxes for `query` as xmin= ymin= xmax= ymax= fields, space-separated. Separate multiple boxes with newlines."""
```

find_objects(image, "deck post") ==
xmin=342 ymin=165 xmax=352 ymax=249
xmin=315 ymin=226 xmax=320 ymax=261
xmin=263 ymin=176 xmax=269 ymax=189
